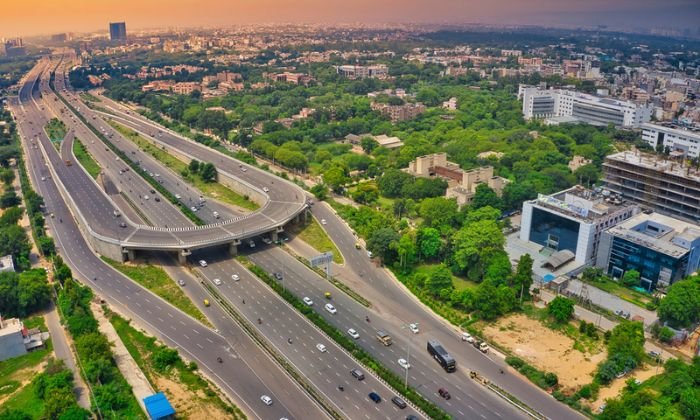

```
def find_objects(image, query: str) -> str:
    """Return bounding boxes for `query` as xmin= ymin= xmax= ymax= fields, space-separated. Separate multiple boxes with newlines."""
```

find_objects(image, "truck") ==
xmin=473 ymin=340 xmax=489 ymax=353
xmin=376 ymin=330 xmax=392 ymax=346
xmin=427 ymin=340 xmax=456 ymax=372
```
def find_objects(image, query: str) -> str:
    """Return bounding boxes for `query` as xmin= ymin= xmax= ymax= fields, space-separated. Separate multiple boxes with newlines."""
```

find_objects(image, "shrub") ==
xmin=506 ymin=356 xmax=525 ymax=369
xmin=544 ymin=372 xmax=559 ymax=387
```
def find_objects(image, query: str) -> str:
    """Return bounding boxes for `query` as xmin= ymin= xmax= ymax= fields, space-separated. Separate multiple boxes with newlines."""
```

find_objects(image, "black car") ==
xmin=391 ymin=396 xmax=407 ymax=409
xmin=368 ymin=392 xmax=381 ymax=403
xmin=274 ymin=272 xmax=283 ymax=280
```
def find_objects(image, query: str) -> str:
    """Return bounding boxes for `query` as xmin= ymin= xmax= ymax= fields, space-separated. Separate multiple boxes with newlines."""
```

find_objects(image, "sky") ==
xmin=1 ymin=0 xmax=698 ymax=38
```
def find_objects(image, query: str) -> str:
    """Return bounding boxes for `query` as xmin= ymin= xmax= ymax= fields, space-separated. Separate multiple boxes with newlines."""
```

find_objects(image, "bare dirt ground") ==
xmin=590 ymin=364 xmax=658 ymax=409
xmin=153 ymin=376 xmax=230 ymax=420
xmin=483 ymin=314 xmax=606 ymax=390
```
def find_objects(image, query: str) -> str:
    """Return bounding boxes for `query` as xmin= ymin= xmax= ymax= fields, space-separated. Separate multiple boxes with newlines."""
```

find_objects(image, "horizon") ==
xmin=2 ymin=0 xmax=698 ymax=39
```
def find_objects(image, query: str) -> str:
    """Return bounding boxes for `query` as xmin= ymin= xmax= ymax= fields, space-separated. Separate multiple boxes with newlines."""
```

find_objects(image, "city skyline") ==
xmin=2 ymin=0 xmax=698 ymax=39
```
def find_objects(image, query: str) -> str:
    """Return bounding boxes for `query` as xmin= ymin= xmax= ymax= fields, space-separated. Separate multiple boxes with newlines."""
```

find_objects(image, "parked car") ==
xmin=198 ymin=260 xmax=207 ymax=267
xmin=461 ymin=332 xmax=474 ymax=343
xmin=213 ymin=278 xmax=222 ymax=286
xmin=231 ymin=274 xmax=240 ymax=281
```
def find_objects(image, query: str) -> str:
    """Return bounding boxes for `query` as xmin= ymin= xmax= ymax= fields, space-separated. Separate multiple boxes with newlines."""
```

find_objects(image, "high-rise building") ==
xmin=603 ymin=151 xmax=700 ymax=223
xmin=519 ymin=84 xmax=653 ymax=128
xmin=109 ymin=22 xmax=127 ymax=41
xmin=3 ymin=38 xmax=26 ymax=57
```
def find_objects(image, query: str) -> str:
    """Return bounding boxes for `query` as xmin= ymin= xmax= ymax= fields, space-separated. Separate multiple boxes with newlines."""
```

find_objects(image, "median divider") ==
xmin=237 ymin=257 xmax=451 ymax=420
xmin=189 ymin=268 xmax=343 ymax=420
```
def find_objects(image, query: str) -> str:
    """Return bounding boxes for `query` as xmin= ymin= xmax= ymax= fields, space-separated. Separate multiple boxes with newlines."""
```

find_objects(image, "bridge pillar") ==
xmin=126 ymin=249 xmax=135 ymax=262
xmin=178 ymin=249 xmax=191 ymax=264
xmin=270 ymin=230 xmax=279 ymax=242
xmin=229 ymin=242 xmax=238 ymax=257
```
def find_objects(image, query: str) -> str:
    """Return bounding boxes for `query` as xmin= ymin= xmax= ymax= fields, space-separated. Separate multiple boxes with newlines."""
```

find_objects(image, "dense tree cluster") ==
xmin=657 ymin=275 xmax=700 ymax=329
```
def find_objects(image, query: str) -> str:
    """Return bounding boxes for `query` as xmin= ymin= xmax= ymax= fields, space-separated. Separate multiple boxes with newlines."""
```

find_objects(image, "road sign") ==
xmin=309 ymin=252 xmax=333 ymax=268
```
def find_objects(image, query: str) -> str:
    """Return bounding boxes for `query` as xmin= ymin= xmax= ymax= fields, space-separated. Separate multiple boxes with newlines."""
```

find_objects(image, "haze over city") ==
xmin=1 ymin=0 xmax=699 ymax=38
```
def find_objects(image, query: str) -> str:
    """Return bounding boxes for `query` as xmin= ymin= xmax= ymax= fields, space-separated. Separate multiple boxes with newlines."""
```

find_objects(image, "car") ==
xmin=263 ymin=187 xmax=269 ymax=193
xmin=391 ymin=396 xmax=407 ymax=409
xmin=241 ymin=167 xmax=247 ymax=172
xmin=198 ymin=260 xmax=208 ymax=267
xmin=648 ymin=350 xmax=661 ymax=358
xmin=320 ymin=218 xmax=327 ymax=225
xmin=177 ymin=279 xmax=185 ymax=286
xmin=119 ymin=222 xmax=127 ymax=228
xmin=303 ymin=297 xmax=314 ymax=306
xmin=175 ymin=194 xmax=182 ymax=200
xmin=347 ymin=328 xmax=360 ymax=339
xmin=597 ymin=403 xmax=606 ymax=413
xmin=408 ymin=323 xmax=419 ymax=334
xmin=324 ymin=303 xmax=337 ymax=314
xmin=203 ymin=299 xmax=210 ymax=307
xmin=191 ymin=206 xmax=198 ymax=212
xmin=438 ymin=388 xmax=451 ymax=400
xmin=368 ymin=392 xmax=381 ymax=403
xmin=262 ymin=237 xmax=272 ymax=245
xmin=260 ymin=395 xmax=273 ymax=406
xmin=461 ymin=332 xmax=474 ymax=343
xmin=354 ymin=242 xmax=361 ymax=249
xmin=144 ymin=195 xmax=150 ymax=200
xmin=398 ymin=358 xmax=411 ymax=369
xmin=213 ymin=278 xmax=222 ymax=286
xmin=150 ymin=189 xmax=156 ymax=194
xmin=316 ymin=343 xmax=327 ymax=353
xmin=273 ymin=272 xmax=283 ymax=280
xmin=154 ymin=196 xmax=160 ymax=202
xmin=351 ymin=368 xmax=365 ymax=380
xmin=213 ymin=211 xmax=220 ymax=219
xmin=41 ymin=176 xmax=46 ymax=181
xmin=231 ymin=274 xmax=240 ymax=281
xmin=249 ymin=240 xmax=255 ymax=248
xmin=367 ymin=251 xmax=373 ymax=258
xmin=406 ymin=416 xmax=419 ymax=420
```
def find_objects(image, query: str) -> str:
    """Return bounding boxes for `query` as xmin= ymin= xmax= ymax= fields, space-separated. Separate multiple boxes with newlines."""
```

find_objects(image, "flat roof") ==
xmin=143 ymin=392 xmax=175 ymax=420
xmin=605 ymin=151 xmax=700 ymax=183
xmin=607 ymin=212 xmax=700 ymax=257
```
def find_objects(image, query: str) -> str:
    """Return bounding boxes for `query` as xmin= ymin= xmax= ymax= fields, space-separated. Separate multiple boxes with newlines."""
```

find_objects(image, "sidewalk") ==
xmin=91 ymin=302 xmax=154 ymax=412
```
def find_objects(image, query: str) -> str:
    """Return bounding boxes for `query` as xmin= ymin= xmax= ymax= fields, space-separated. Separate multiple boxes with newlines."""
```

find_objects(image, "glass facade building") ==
xmin=528 ymin=207 xmax=581 ymax=253
xmin=607 ymin=237 xmax=688 ymax=291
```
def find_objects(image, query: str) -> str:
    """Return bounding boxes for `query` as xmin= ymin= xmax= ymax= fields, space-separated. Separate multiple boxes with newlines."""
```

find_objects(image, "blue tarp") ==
xmin=143 ymin=392 xmax=175 ymax=420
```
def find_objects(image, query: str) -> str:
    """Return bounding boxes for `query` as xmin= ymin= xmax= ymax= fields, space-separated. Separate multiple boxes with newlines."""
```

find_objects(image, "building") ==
xmin=109 ymin=22 xmax=127 ymax=41
xmin=603 ymin=151 xmax=700 ymax=223
xmin=596 ymin=212 xmax=700 ymax=290
xmin=143 ymin=392 xmax=175 ymax=420
xmin=171 ymin=82 xmax=201 ymax=95
xmin=520 ymin=185 xmax=639 ymax=265
xmin=406 ymin=153 xmax=509 ymax=206
xmin=371 ymin=102 xmax=426 ymax=123
xmin=442 ymin=97 xmax=458 ymax=110
xmin=0 ymin=255 xmax=15 ymax=273
xmin=641 ymin=123 xmax=700 ymax=158
xmin=344 ymin=133 xmax=403 ymax=149
xmin=0 ymin=317 xmax=26 ymax=361
xmin=335 ymin=64 xmax=388 ymax=79
xmin=266 ymin=72 xmax=313 ymax=85
xmin=568 ymin=155 xmax=593 ymax=172
xmin=3 ymin=39 xmax=26 ymax=58
xmin=519 ymin=85 xmax=653 ymax=128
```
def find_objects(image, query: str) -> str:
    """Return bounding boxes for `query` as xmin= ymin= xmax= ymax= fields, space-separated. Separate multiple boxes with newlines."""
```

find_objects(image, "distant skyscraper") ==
xmin=109 ymin=22 xmax=127 ymax=41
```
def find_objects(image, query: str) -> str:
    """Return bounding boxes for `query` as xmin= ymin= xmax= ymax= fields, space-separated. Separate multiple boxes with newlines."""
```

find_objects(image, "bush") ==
xmin=153 ymin=347 xmax=181 ymax=372
xmin=506 ymin=356 xmax=525 ymax=369
xmin=544 ymin=372 xmax=559 ymax=387
xmin=658 ymin=326 xmax=675 ymax=343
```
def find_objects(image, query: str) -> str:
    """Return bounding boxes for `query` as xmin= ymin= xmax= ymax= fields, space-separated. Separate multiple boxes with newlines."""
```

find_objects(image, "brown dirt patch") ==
xmin=153 ymin=376 xmax=230 ymax=420
xmin=483 ymin=314 xmax=606 ymax=390
xmin=590 ymin=364 xmax=659 ymax=409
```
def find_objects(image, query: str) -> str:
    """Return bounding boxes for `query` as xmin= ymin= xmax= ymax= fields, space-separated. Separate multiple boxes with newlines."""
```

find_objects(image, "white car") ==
xmin=398 ymin=358 xmax=411 ymax=369
xmin=213 ymin=278 xmax=222 ymax=286
xmin=347 ymin=328 xmax=360 ymax=339
xmin=198 ymin=260 xmax=208 ymax=267
xmin=367 ymin=251 xmax=373 ymax=258
xmin=324 ymin=303 xmax=337 ymax=314
xmin=263 ymin=187 xmax=269 ymax=193
xmin=316 ymin=343 xmax=327 ymax=353
xmin=175 ymin=194 xmax=181 ymax=200
xmin=241 ymin=167 xmax=247 ymax=172
xmin=321 ymin=219 xmax=327 ymax=225
xmin=409 ymin=323 xmax=419 ymax=334
xmin=231 ymin=274 xmax=240 ymax=281
xmin=260 ymin=395 xmax=273 ymax=406
xmin=303 ymin=297 xmax=314 ymax=306
xmin=461 ymin=332 xmax=474 ymax=343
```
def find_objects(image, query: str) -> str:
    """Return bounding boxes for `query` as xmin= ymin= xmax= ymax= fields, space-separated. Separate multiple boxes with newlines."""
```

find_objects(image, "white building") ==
xmin=0 ymin=317 xmax=26 ymax=361
xmin=335 ymin=64 xmax=388 ymax=79
xmin=519 ymin=85 xmax=653 ymax=128
xmin=641 ymin=123 xmax=700 ymax=158
xmin=0 ymin=255 xmax=14 ymax=273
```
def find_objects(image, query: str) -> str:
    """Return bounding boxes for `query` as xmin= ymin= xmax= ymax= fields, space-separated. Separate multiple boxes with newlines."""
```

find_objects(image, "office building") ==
xmin=596 ymin=212 xmax=700 ymax=290
xmin=519 ymin=85 xmax=653 ymax=128
xmin=109 ymin=22 xmax=127 ymax=41
xmin=520 ymin=185 xmax=639 ymax=266
xmin=603 ymin=151 xmax=700 ymax=223
xmin=335 ymin=64 xmax=388 ymax=79
xmin=641 ymin=123 xmax=700 ymax=158
xmin=3 ymin=39 xmax=26 ymax=58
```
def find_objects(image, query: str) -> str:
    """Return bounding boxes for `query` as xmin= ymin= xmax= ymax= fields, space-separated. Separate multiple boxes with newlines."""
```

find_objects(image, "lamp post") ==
xmin=401 ymin=323 xmax=416 ymax=389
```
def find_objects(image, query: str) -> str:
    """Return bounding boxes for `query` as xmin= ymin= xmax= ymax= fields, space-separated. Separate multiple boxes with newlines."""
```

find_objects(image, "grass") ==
xmin=107 ymin=311 xmax=244 ymax=419
xmin=287 ymin=217 xmax=343 ymax=264
xmin=101 ymin=257 xmax=210 ymax=326
xmin=44 ymin=118 xmax=66 ymax=142
xmin=0 ymin=348 xmax=51 ymax=417
xmin=72 ymin=138 xmax=101 ymax=179
xmin=0 ymin=379 xmax=45 ymax=417
xmin=412 ymin=264 xmax=478 ymax=291
xmin=583 ymin=276 xmax=652 ymax=309
xmin=79 ymin=92 xmax=101 ymax=102
xmin=22 ymin=315 xmax=47 ymax=331
xmin=109 ymin=121 xmax=259 ymax=211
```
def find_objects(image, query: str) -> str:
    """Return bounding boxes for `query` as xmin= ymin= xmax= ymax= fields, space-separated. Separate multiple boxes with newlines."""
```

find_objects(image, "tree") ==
xmin=199 ymin=162 xmax=217 ymax=182
xmin=377 ymin=169 xmax=412 ymax=198
xmin=366 ymin=227 xmax=400 ymax=264
xmin=607 ymin=321 xmax=645 ymax=364
xmin=425 ymin=264 xmax=453 ymax=296
xmin=323 ymin=166 xmax=349 ymax=193
xmin=452 ymin=219 xmax=505 ymax=280
xmin=0 ymin=190 xmax=20 ymax=208
xmin=310 ymin=184 xmax=328 ymax=200
xmin=621 ymin=270 xmax=641 ymax=287
xmin=464 ymin=206 xmax=501 ymax=224
xmin=396 ymin=233 xmax=417 ymax=269
xmin=548 ymin=296 xmax=575 ymax=323
xmin=470 ymin=184 xmax=502 ymax=210
xmin=153 ymin=347 xmax=181 ymax=372
xmin=188 ymin=159 xmax=200 ymax=173
xmin=658 ymin=326 xmax=675 ymax=343
xmin=418 ymin=197 xmax=459 ymax=232
xmin=573 ymin=164 xmax=601 ymax=188
xmin=351 ymin=183 xmax=379 ymax=204
xmin=417 ymin=227 xmax=441 ymax=260
xmin=360 ymin=136 xmax=378 ymax=153
xmin=512 ymin=254 xmax=534 ymax=300
xmin=657 ymin=276 xmax=700 ymax=328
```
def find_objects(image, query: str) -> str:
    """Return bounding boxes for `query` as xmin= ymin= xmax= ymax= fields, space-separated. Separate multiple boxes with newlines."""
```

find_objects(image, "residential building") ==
xmin=0 ymin=317 xmax=26 ymax=361
xmin=641 ymin=123 xmax=700 ymax=158
xmin=371 ymin=102 xmax=426 ymax=123
xmin=3 ymin=39 xmax=26 ymax=57
xmin=603 ymin=151 xmax=700 ymax=223
xmin=520 ymin=185 xmax=639 ymax=265
xmin=596 ymin=212 xmax=700 ymax=290
xmin=171 ymin=82 xmax=201 ymax=95
xmin=568 ymin=155 xmax=593 ymax=172
xmin=501 ymin=49 xmax=522 ymax=57
xmin=442 ymin=97 xmax=458 ymax=110
xmin=109 ymin=22 xmax=127 ymax=41
xmin=0 ymin=255 xmax=14 ymax=273
xmin=344 ymin=133 xmax=403 ymax=149
xmin=335 ymin=64 xmax=388 ymax=79
xmin=519 ymin=85 xmax=653 ymax=128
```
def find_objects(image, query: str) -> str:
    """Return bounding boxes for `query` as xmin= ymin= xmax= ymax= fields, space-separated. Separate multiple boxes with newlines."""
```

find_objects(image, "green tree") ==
xmin=418 ymin=197 xmax=458 ymax=232
xmin=360 ymin=137 xmax=378 ymax=153
xmin=153 ymin=347 xmax=181 ymax=372
xmin=621 ymin=270 xmax=641 ymax=287
xmin=396 ymin=232 xmax=417 ymax=269
xmin=425 ymin=264 xmax=454 ymax=296
xmin=548 ymin=296 xmax=575 ymax=323
xmin=366 ymin=227 xmax=400 ymax=264
xmin=470 ymin=184 xmax=502 ymax=210
xmin=417 ymin=227 xmax=441 ymax=260
xmin=512 ymin=254 xmax=534 ymax=300
xmin=323 ymin=166 xmax=349 ymax=193
xmin=310 ymin=184 xmax=328 ymax=200
xmin=198 ymin=162 xmax=217 ymax=182
xmin=607 ymin=321 xmax=645 ymax=364
xmin=188 ymin=159 xmax=200 ymax=173
xmin=464 ymin=206 xmax=501 ymax=224
xmin=573 ymin=164 xmax=601 ymax=188
xmin=657 ymin=276 xmax=700 ymax=328
xmin=377 ymin=169 xmax=412 ymax=198
xmin=351 ymin=183 xmax=379 ymax=204
xmin=452 ymin=219 xmax=505 ymax=280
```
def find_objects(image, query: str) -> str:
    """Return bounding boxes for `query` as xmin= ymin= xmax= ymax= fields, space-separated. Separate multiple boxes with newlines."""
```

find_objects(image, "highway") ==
xmin=12 ymin=57 xmax=329 ymax=420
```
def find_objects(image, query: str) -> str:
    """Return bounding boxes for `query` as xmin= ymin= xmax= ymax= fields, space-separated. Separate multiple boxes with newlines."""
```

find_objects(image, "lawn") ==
xmin=287 ymin=217 xmax=343 ymax=264
xmin=0 ymin=348 xmax=51 ymax=417
xmin=73 ymin=138 xmax=101 ymax=179
xmin=22 ymin=315 xmax=47 ymax=331
xmin=44 ymin=118 xmax=66 ymax=142
xmin=102 ymin=257 xmax=210 ymax=326
xmin=0 ymin=379 xmax=45 ymax=418
xmin=583 ymin=276 xmax=652 ymax=309
xmin=108 ymin=311 xmax=243 ymax=419
xmin=109 ymin=121 xmax=258 ymax=211
xmin=412 ymin=264 xmax=478 ymax=291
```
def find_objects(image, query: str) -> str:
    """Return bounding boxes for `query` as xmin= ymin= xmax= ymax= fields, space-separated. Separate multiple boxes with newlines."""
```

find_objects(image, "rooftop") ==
xmin=607 ymin=212 xmax=700 ymax=257
xmin=0 ymin=317 xmax=22 ymax=337
xmin=534 ymin=185 xmax=635 ymax=222
xmin=605 ymin=151 xmax=700 ymax=183
xmin=143 ymin=392 xmax=175 ymax=420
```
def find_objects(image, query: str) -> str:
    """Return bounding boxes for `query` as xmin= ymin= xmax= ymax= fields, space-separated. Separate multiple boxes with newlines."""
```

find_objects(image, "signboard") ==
xmin=310 ymin=252 xmax=333 ymax=268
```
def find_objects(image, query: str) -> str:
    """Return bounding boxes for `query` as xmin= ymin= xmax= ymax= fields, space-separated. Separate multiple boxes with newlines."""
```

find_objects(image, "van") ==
xmin=350 ymin=369 xmax=365 ymax=381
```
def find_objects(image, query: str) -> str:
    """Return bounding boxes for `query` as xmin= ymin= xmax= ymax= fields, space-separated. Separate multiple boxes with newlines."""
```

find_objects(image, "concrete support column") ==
xmin=126 ymin=249 xmax=135 ymax=262
xmin=270 ymin=230 xmax=279 ymax=242
xmin=178 ymin=249 xmax=191 ymax=264
xmin=229 ymin=242 xmax=238 ymax=257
